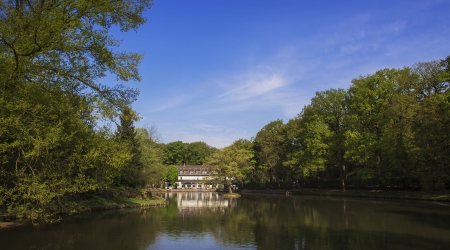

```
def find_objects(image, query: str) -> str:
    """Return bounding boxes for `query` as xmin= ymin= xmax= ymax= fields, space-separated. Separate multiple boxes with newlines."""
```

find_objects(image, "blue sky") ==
xmin=108 ymin=0 xmax=450 ymax=148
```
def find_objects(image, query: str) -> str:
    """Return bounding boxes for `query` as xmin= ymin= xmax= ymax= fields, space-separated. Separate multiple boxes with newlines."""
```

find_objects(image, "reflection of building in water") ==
xmin=164 ymin=192 xmax=236 ymax=216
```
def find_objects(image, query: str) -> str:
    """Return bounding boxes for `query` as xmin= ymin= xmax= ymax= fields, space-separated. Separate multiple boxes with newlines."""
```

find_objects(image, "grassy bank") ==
xmin=243 ymin=188 xmax=450 ymax=202
xmin=0 ymin=195 xmax=166 ymax=229
xmin=78 ymin=195 xmax=166 ymax=212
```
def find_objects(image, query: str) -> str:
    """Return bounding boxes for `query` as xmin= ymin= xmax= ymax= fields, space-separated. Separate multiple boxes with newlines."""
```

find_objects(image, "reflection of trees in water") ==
xmin=0 ymin=209 xmax=162 ymax=250
xmin=222 ymin=196 xmax=450 ymax=250
xmin=167 ymin=195 xmax=450 ymax=250
xmin=1 ymin=195 xmax=449 ymax=249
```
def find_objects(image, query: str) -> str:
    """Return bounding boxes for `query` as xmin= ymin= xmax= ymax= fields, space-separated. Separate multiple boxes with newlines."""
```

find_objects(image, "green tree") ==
xmin=283 ymin=108 xmax=329 ymax=184
xmin=115 ymin=106 xmax=142 ymax=188
xmin=163 ymin=141 xmax=188 ymax=165
xmin=0 ymin=85 xmax=132 ymax=222
xmin=135 ymin=126 xmax=166 ymax=188
xmin=1 ymin=0 xmax=152 ymax=106
xmin=186 ymin=141 xmax=214 ymax=165
xmin=408 ymin=60 xmax=450 ymax=189
xmin=254 ymin=120 xmax=286 ymax=184
xmin=0 ymin=0 xmax=153 ymax=222
xmin=309 ymin=89 xmax=349 ymax=190
xmin=230 ymin=138 xmax=256 ymax=183
xmin=205 ymin=141 xmax=254 ymax=193
xmin=163 ymin=141 xmax=217 ymax=165
xmin=166 ymin=165 xmax=178 ymax=186
xmin=346 ymin=69 xmax=400 ymax=180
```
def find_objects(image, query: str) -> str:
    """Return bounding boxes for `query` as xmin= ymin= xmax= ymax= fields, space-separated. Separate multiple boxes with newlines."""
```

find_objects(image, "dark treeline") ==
xmin=229 ymin=56 xmax=450 ymax=191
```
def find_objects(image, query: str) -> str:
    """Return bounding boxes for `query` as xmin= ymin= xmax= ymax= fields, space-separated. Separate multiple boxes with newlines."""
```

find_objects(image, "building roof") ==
xmin=176 ymin=165 xmax=213 ymax=176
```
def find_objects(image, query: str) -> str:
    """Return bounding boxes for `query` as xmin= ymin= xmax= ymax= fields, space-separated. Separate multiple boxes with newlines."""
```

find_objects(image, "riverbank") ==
xmin=241 ymin=188 xmax=450 ymax=202
xmin=0 ymin=195 xmax=166 ymax=229
xmin=79 ymin=195 xmax=166 ymax=212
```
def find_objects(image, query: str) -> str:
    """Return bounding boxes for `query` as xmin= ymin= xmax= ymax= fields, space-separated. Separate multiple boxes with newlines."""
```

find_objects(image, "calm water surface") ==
xmin=1 ymin=192 xmax=449 ymax=249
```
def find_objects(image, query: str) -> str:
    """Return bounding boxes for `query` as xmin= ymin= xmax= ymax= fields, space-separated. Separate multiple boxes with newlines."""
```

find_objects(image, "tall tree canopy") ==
xmin=254 ymin=119 xmax=286 ymax=184
xmin=1 ymin=0 xmax=152 ymax=107
xmin=0 ymin=0 xmax=153 ymax=222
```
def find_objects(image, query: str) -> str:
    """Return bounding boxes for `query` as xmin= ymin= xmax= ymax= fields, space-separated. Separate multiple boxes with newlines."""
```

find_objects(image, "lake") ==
xmin=1 ymin=192 xmax=449 ymax=249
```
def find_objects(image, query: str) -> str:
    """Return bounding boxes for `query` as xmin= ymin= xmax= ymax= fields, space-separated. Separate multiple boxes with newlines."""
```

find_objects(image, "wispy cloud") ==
xmin=134 ymin=0 xmax=450 ymax=149
xmin=381 ymin=21 xmax=407 ymax=34
xmin=146 ymin=98 xmax=186 ymax=112
xmin=341 ymin=44 xmax=362 ymax=54
xmin=218 ymin=66 xmax=288 ymax=101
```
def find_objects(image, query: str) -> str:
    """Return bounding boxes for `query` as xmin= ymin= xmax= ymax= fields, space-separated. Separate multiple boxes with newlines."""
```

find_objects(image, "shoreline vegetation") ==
xmin=241 ymin=188 xmax=450 ymax=202
xmin=0 ymin=194 xmax=166 ymax=230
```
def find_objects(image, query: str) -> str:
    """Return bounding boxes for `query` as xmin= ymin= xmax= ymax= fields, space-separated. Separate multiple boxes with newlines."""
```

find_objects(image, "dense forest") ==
xmin=1 ymin=0 xmax=449 ymax=223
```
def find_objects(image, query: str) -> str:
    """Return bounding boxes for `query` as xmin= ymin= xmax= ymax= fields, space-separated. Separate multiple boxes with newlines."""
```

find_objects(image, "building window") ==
xmin=180 ymin=171 xmax=183 ymax=174
xmin=202 ymin=171 xmax=207 ymax=174
xmin=190 ymin=171 xmax=194 ymax=174
xmin=196 ymin=171 xmax=200 ymax=174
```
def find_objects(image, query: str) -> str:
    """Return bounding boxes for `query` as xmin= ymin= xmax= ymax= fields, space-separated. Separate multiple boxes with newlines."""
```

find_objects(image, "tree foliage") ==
xmin=115 ymin=106 xmax=142 ymax=188
xmin=254 ymin=120 xmax=286 ymax=184
xmin=135 ymin=126 xmax=165 ymax=188
xmin=240 ymin=56 xmax=450 ymax=191
xmin=204 ymin=141 xmax=254 ymax=193
xmin=163 ymin=141 xmax=217 ymax=165
xmin=0 ymin=0 xmax=153 ymax=222
xmin=165 ymin=165 xmax=178 ymax=186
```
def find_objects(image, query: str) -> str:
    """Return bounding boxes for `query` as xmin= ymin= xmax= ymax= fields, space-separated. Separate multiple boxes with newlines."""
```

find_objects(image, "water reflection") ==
xmin=0 ymin=192 xmax=449 ymax=250
xmin=161 ymin=192 xmax=236 ymax=216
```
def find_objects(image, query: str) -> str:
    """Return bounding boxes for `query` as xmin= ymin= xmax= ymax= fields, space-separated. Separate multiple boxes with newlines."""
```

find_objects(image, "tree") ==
xmin=347 ymin=69 xmax=402 ymax=181
xmin=308 ymin=89 xmax=349 ymax=190
xmin=1 ymin=0 xmax=152 ymax=107
xmin=283 ymin=108 xmax=329 ymax=184
xmin=254 ymin=120 xmax=286 ymax=184
xmin=135 ymin=126 xmax=166 ymax=188
xmin=0 ymin=86 xmax=133 ymax=222
xmin=0 ymin=0 xmax=153 ymax=222
xmin=205 ymin=141 xmax=253 ymax=193
xmin=166 ymin=165 xmax=178 ymax=186
xmin=229 ymin=138 xmax=256 ymax=183
xmin=186 ymin=141 xmax=213 ymax=165
xmin=408 ymin=60 xmax=450 ymax=190
xmin=163 ymin=141 xmax=217 ymax=165
xmin=115 ymin=106 xmax=142 ymax=188
xmin=163 ymin=141 xmax=188 ymax=165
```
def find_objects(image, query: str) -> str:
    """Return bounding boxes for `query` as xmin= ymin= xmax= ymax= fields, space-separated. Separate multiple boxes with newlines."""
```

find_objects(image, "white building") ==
xmin=175 ymin=165 xmax=215 ymax=189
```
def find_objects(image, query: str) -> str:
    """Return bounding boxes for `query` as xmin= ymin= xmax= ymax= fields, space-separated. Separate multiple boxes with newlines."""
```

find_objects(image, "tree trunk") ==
xmin=339 ymin=164 xmax=346 ymax=191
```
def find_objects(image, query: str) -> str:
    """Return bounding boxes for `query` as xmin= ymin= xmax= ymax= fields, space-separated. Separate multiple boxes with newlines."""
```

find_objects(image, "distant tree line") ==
xmin=205 ymin=56 xmax=450 ymax=191
xmin=163 ymin=141 xmax=218 ymax=165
